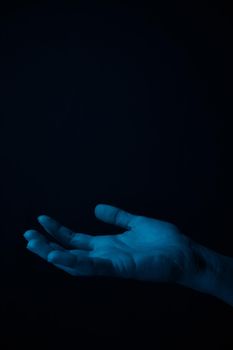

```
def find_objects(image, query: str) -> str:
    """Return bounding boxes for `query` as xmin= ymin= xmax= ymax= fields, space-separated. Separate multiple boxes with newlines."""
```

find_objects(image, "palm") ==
xmin=92 ymin=217 xmax=188 ymax=281
xmin=23 ymin=204 xmax=190 ymax=283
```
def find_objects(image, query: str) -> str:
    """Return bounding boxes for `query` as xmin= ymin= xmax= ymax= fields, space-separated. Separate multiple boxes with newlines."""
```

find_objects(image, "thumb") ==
xmin=94 ymin=204 xmax=137 ymax=229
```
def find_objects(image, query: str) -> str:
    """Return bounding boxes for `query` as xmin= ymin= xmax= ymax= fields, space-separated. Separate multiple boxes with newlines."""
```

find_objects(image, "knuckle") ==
xmin=114 ymin=209 xmax=123 ymax=225
xmin=132 ymin=215 xmax=145 ymax=226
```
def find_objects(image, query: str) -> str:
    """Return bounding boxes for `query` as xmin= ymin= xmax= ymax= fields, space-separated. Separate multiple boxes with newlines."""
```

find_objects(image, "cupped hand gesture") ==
xmin=23 ymin=204 xmax=195 ymax=283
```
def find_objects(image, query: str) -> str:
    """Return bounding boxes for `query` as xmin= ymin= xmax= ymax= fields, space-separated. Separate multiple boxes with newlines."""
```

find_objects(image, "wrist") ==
xmin=177 ymin=241 xmax=233 ymax=306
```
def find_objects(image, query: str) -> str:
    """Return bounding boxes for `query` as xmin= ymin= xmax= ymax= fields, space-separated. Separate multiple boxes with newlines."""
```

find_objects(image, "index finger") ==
xmin=37 ymin=215 xmax=93 ymax=250
xmin=37 ymin=215 xmax=75 ymax=246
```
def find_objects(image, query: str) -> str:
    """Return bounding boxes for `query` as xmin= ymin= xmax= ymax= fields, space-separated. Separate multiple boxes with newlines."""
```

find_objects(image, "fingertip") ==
xmin=94 ymin=203 xmax=103 ymax=211
xmin=27 ymin=238 xmax=40 ymax=250
xmin=94 ymin=203 xmax=107 ymax=216
xmin=47 ymin=250 xmax=60 ymax=262
xmin=37 ymin=215 xmax=50 ymax=222
xmin=23 ymin=229 xmax=38 ymax=240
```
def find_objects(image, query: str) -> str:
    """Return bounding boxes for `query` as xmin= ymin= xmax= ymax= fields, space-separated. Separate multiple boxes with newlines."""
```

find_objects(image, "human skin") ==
xmin=23 ymin=204 xmax=233 ymax=307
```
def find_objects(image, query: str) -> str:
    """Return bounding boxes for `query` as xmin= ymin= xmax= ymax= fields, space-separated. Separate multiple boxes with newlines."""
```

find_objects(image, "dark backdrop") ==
xmin=0 ymin=0 xmax=231 ymax=347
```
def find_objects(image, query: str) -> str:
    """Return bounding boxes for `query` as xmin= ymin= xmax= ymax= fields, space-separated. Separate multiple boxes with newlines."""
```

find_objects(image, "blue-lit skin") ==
xmin=23 ymin=204 xmax=192 ymax=281
xmin=23 ymin=204 xmax=233 ymax=307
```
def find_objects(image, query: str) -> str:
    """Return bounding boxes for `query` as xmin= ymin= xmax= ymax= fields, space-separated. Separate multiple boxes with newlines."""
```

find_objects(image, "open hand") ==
xmin=23 ymin=204 xmax=196 ymax=283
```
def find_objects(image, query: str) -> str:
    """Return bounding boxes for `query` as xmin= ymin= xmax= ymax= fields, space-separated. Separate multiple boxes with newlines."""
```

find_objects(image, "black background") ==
xmin=0 ymin=0 xmax=231 ymax=348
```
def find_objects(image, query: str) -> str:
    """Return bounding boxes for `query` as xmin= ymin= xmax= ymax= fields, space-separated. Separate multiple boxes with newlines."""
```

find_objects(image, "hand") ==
xmin=23 ymin=204 xmax=199 ymax=283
